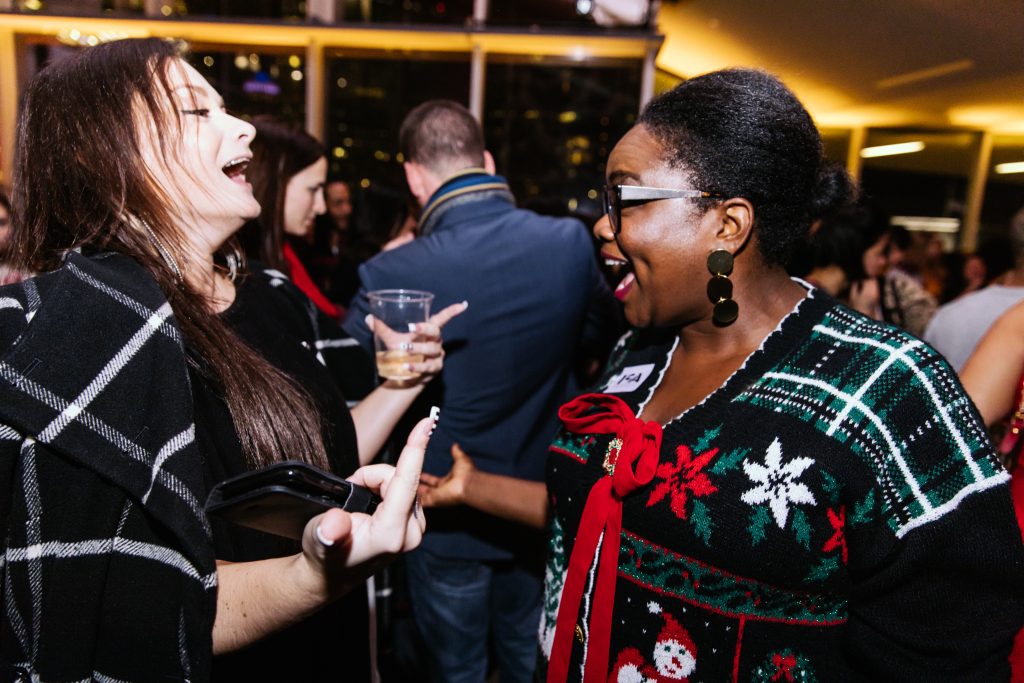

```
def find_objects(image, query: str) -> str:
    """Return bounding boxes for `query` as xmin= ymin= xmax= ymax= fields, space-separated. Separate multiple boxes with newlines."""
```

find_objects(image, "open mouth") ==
xmin=601 ymin=251 xmax=635 ymax=301
xmin=221 ymin=157 xmax=251 ymax=185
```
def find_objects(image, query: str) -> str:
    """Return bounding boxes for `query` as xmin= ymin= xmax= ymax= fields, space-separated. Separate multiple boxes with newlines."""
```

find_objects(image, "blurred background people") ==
xmin=238 ymin=115 xmax=342 ymax=320
xmin=344 ymin=99 xmax=620 ymax=683
xmin=787 ymin=203 xmax=875 ymax=300
xmin=849 ymin=220 xmax=938 ymax=338
xmin=326 ymin=179 xmax=354 ymax=237
xmin=925 ymin=206 xmax=1024 ymax=372
xmin=229 ymin=114 xmax=470 ymax=682
xmin=327 ymin=183 xmax=418 ymax=310
xmin=961 ymin=296 xmax=1024 ymax=505
xmin=0 ymin=188 xmax=28 ymax=285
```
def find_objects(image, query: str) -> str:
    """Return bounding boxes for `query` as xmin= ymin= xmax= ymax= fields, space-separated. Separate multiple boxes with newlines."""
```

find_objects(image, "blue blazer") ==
xmin=343 ymin=189 xmax=619 ymax=559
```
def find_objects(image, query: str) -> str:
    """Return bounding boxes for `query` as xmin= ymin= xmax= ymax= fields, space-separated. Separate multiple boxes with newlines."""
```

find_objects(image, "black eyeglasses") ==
xmin=602 ymin=184 xmax=723 ymax=234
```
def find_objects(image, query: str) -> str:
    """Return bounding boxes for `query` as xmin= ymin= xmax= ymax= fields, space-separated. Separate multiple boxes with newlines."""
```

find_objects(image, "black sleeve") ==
xmin=845 ymin=481 xmax=1024 ymax=681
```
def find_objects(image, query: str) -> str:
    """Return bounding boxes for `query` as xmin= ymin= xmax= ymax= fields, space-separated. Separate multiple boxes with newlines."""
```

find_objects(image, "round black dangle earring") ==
xmin=707 ymin=249 xmax=738 ymax=325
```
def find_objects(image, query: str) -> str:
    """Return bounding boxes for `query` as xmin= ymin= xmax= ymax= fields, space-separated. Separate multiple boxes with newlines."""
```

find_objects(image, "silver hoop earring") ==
xmin=218 ymin=240 xmax=246 ymax=283
xmin=141 ymin=219 xmax=183 ymax=284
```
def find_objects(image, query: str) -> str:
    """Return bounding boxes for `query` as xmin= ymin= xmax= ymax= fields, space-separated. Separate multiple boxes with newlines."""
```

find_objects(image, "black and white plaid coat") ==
xmin=0 ymin=252 xmax=217 ymax=682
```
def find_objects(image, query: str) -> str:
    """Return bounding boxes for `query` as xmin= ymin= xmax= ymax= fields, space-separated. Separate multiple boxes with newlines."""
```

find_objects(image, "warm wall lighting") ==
xmin=860 ymin=141 xmax=925 ymax=158
xmin=994 ymin=162 xmax=1024 ymax=175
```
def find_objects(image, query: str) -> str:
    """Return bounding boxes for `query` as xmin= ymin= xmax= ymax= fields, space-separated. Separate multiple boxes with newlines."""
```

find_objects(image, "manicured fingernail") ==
xmin=364 ymin=314 xmax=374 ymax=328
xmin=315 ymin=524 xmax=334 ymax=547
xmin=460 ymin=300 xmax=469 ymax=308
xmin=428 ymin=406 xmax=440 ymax=435
xmin=399 ymin=341 xmax=413 ymax=351
xmin=408 ymin=323 xmax=419 ymax=333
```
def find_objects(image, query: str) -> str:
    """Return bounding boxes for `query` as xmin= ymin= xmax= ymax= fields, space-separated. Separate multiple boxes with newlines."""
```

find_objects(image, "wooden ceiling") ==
xmin=656 ymin=0 xmax=1024 ymax=135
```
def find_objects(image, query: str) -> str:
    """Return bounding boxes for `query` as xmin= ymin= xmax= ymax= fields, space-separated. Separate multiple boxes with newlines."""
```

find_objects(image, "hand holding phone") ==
xmin=205 ymin=461 xmax=382 ymax=540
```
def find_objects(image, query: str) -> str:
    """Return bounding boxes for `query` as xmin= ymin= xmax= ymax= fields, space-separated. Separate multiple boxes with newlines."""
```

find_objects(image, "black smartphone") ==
xmin=205 ymin=460 xmax=381 ymax=540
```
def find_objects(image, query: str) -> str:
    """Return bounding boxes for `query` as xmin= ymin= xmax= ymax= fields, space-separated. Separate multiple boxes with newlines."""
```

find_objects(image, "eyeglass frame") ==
xmin=602 ymin=184 xmax=724 ymax=235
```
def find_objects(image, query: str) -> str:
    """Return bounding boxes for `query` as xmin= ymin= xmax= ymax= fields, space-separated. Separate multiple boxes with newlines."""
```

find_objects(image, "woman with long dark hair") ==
xmin=0 ymin=38 xmax=449 ymax=681
xmin=239 ymin=116 xmax=342 ymax=319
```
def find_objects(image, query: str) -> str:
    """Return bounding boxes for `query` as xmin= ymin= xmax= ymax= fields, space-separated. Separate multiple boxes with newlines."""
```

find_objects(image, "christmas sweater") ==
xmin=540 ymin=288 xmax=1024 ymax=682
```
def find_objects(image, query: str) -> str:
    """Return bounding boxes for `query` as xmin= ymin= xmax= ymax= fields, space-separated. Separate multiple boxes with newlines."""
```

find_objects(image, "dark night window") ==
xmin=190 ymin=46 xmax=307 ymax=126
xmin=325 ymin=50 xmax=471 ymax=189
xmin=484 ymin=55 xmax=641 ymax=222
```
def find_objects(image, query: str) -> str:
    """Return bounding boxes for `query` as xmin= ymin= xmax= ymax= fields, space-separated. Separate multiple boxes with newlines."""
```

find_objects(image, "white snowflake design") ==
xmin=740 ymin=438 xmax=816 ymax=528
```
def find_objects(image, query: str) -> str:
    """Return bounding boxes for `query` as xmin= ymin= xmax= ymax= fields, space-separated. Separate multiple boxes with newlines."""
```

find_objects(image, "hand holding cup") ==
xmin=366 ymin=291 xmax=467 ymax=383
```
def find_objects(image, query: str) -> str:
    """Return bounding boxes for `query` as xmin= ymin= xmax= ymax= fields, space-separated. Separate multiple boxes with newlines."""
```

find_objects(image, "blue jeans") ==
xmin=405 ymin=547 xmax=543 ymax=683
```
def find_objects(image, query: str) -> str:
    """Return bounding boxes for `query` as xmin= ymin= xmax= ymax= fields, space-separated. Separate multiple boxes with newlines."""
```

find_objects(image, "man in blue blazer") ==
xmin=343 ymin=100 xmax=619 ymax=683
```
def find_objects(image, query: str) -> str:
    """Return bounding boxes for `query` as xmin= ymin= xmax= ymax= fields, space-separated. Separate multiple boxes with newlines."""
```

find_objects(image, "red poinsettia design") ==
xmin=647 ymin=444 xmax=718 ymax=519
xmin=822 ymin=505 xmax=848 ymax=564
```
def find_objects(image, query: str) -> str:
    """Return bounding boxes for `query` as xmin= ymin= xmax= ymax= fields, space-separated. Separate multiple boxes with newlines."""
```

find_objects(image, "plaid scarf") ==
xmin=0 ymin=252 xmax=217 ymax=682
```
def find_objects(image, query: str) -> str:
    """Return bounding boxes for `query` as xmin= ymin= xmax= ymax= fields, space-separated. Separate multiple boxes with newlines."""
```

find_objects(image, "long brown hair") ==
xmin=11 ymin=38 xmax=329 ymax=470
xmin=238 ymin=116 xmax=325 ymax=270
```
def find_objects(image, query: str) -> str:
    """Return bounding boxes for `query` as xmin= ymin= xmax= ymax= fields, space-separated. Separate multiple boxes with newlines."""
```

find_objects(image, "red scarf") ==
xmin=548 ymin=393 xmax=663 ymax=683
xmin=283 ymin=241 xmax=341 ymax=321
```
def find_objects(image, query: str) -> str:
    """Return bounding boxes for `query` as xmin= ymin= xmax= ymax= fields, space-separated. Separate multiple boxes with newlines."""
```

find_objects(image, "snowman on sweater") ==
xmin=610 ymin=603 xmax=698 ymax=683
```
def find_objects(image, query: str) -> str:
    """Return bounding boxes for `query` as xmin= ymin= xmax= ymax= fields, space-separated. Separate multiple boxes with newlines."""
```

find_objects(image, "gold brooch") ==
xmin=603 ymin=438 xmax=623 ymax=476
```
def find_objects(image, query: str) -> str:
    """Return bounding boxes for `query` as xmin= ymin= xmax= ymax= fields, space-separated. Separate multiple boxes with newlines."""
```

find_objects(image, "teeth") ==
xmin=222 ymin=157 xmax=250 ymax=175
xmin=604 ymin=258 xmax=626 ymax=267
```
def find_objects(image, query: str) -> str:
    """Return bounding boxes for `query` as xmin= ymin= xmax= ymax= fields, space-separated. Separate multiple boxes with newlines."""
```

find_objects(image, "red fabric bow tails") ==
xmin=548 ymin=393 xmax=663 ymax=683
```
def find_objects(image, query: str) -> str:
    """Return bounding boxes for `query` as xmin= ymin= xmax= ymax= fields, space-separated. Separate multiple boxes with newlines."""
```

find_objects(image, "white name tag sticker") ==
xmin=604 ymin=364 xmax=656 ymax=394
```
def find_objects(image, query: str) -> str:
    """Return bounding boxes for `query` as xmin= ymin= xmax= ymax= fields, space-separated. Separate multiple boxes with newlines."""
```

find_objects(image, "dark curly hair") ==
xmin=638 ymin=68 xmax=856 ymax=266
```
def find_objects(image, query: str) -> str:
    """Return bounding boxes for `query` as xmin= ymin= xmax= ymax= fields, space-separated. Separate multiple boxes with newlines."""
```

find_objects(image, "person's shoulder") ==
xmin=240 ymin=263 xmax=320 ymax=321
xmin=816 ymin=299 xmax=950 ymax=376
xmin=0 ymin=275 xmax=39 ymax=352
xmin=808 ymin=299 xmax=1006 ymax=539
xmin=935 ymin=285 xmax=1006 ymax=313
xmin=923 ymin=294 xmax=969 ymax=335
xmin=510 ymin=207 xmax=588 ymax=234
xmin=245 ymin=262 xmax=292 ymax=288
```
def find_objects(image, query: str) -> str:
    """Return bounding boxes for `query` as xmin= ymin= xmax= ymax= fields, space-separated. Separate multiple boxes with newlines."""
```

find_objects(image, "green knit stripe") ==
xmin=549 ymin=431 xmax=595 ymax=464
xmin=619 ymin=530 xmax=847 ymax=625
xmin=736 ymin=306 xmax=1007 ymax=537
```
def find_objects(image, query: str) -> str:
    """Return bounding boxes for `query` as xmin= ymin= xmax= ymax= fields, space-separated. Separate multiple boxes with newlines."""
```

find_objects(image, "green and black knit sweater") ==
xmin=541 ymin=287 xmax=1024 ymax=682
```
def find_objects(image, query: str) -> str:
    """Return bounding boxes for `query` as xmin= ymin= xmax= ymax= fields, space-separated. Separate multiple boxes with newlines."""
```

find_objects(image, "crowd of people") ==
xmin=0 ymin=37 xmax=1022 ymax=683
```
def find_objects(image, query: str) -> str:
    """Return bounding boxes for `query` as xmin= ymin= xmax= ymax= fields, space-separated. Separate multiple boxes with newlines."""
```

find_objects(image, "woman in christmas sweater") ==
xmin=420 ymin=68 xmax=1024 ymax=681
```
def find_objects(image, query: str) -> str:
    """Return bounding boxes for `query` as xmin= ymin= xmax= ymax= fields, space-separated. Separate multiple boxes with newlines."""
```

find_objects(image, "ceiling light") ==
xmin=890 ymin=216 xmax=960 ymax=233
xmin=994 ymin=162 xmax=1024 ymax=175
xmin=860 ymin=141 xmax=925 ymax=158
xmin=875 ymin=59 xmax=974 ymax=90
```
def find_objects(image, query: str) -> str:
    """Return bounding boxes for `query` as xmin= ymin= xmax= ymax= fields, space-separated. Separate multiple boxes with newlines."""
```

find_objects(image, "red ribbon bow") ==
xmin=548 ymin=393 xmax=663 ymax=683
xmin=771 ymin=653 xmax=798 ymax=682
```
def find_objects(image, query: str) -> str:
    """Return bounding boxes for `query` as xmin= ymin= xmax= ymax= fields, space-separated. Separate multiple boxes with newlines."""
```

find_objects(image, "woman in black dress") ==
xmin=0 ymin=37 xmax=453 ymax=682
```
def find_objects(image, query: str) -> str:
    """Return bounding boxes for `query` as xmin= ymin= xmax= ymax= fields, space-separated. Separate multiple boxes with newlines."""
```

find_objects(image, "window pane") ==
xmin=859 ymin=129 xmax=974 ymax=221
xmin=179 ymin=0 xmax=305 ymax=19
xmin=489 ymin=0 xmax=652 ymax=30
xmin=325 ymin=51 xmax=471 ymax=188
xmin=484 ymin=55 xmax=641 ymax=221
xmin=190 ymin=46 xmax=307 ymax=126
xmin=336 ymin=0 xmax=473 ymax=25
xmin=11 ymin=0 xmax=145 ymax=15
xmin=982 ymin=135 xmax=1024 ymax=240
